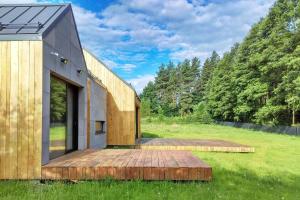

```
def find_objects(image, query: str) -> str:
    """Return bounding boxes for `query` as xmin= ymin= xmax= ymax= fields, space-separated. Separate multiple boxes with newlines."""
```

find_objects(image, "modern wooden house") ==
xmin=0 ymin=4 xmax=141 ymax=180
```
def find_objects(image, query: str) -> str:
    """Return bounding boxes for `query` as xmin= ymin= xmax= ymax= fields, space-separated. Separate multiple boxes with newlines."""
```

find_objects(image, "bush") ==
xmin=141 ymin=103 xmax=213 ymax=124
xmin=254 ymin=104 xmax=287 ymax=126
xmin=157 ymin=106 xmax=165 ymax=121
xmin=141 ymin=99 xmax=151 ymax=117
xmin=191 ymin=102 xmax=213 ymax=124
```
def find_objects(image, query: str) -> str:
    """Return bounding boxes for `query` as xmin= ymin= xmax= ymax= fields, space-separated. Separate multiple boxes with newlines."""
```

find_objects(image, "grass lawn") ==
xmin=50 ymin=126 xmax=66 ymax=141
xmin=1 ymin=121 xmax=300 ymax=199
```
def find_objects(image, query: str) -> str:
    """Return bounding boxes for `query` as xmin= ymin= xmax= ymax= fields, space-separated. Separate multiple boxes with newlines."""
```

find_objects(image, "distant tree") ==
xmin=155 ymin=64 xmax=171 ymax=115
xmin=141 ymin=99 xmax=151 ymax=117
xmin=190 ymin=57 xmax=201 ymax=104
xmin=50 ymin=78 xmax=67 ymax=122
xmin=140 ymin=81 xmax=159 ymax=113
xmin=232 ymin=21 xmax=268 ymax=122
xmin=140 ymin=0 xmax=300 ymax=125
xmin=196 ymin=51 xmax=220 ymax=102
xmin=179 ymin=59 xmax=199 ymax=115
xmin=165 ymin=62 xmax=180 ymax=115
xmin=233 ymin=0 xmax=300 ymax=125
xmin=206 ymin=44 xmax=239 ymax=121
xmin=282 ymin=45 xmax=300 ymax=125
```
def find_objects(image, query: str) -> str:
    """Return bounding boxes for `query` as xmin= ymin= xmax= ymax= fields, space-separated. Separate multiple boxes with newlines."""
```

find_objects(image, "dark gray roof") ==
xmin=0 ymin=4 xmax=70 ymax=40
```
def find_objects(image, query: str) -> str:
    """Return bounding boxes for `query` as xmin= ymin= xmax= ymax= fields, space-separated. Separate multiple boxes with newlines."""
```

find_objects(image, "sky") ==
xmin=0 ymin=0 xmax=276 ymax=93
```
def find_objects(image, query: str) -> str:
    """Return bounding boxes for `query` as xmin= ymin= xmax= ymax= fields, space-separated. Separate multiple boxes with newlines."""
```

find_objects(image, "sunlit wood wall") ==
xmin=83 ymin=49 xmax=141 ymax=145
xmin=0 ymin=41 xmax=43 ymax=179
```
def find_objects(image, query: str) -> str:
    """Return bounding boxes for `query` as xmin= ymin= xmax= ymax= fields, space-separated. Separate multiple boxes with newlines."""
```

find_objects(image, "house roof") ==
xmin=0 ymin=4 xmax=70 ymax=40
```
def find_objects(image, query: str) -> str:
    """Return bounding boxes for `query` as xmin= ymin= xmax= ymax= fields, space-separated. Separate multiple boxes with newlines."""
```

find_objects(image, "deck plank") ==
xmin=137 ymin=138 xmax=254 ymax=153
xmin=42 ymin=149 xmax=212 ymax=181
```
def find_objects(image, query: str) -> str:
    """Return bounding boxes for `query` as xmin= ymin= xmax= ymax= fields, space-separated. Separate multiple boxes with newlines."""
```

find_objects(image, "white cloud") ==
xmin=1 ymin=0 xmax=275 ymax=63
xmin=72 ymin=5 xmax=127 ymax=55
xmin=120 ymin=64 xmax=137 ymax=72
xmin=127 ymin=74 xmax=155 ymax=94
xmin=76 ymin=0 xmax=275 ymax=64
xmin=0 ymin=0 xmax=276 ymax=91
xmin=101 ymin=59 xmax=118 ymax=69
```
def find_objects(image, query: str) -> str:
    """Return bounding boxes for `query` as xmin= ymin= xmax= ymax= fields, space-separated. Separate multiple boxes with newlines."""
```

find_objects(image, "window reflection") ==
xmin=50 ymin=76 xmax=67 ymax=160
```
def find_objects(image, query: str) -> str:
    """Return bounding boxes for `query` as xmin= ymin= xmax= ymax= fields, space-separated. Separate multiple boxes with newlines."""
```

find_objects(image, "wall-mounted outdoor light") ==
xmin=50 ymin=52 xmax=69 ymax=65
xmin=77 ymin=69 xmax=83 ymax=74
xmin=51 ymin=51 xmax=69 ymax=65
xmin=60 ymin=57 xmax=69 ymax=64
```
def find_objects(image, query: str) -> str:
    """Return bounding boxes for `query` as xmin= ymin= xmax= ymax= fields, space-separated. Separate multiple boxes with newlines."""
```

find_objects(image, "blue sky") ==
xmin=1 ymin=0 xmax=275 ymax=93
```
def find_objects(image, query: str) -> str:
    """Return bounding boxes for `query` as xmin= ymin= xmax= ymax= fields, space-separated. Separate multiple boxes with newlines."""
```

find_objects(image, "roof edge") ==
xmin=0 ymin=3 xmax=70 ymax=6
xmin=83 ymin=47 xmax=138 ymax=94
xmin=41 ymin=4 xmax=89 ymax=74
xmin=41 ymin=4 xmax=71 ymax=38
xmin=68 ymin=5 xmax=89 ymax=74
xmin=0 ymin=34 xmax=42 ymax=41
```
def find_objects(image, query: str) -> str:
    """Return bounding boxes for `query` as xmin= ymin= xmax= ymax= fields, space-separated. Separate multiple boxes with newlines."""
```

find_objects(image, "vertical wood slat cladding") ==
xmin=0 ymin=41 xmax=43 ymax=179
xmin=83 ymin=49 xmax=138 ymax=145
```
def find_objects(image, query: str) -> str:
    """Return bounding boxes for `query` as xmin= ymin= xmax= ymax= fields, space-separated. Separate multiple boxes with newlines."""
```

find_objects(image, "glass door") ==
xmin=49 ymin=76 xmax=78 ymax=160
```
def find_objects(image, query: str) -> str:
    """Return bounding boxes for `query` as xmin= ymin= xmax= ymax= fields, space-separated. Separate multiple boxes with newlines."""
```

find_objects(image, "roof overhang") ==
xmin=0 ymin=34 xmax=42 ymax=40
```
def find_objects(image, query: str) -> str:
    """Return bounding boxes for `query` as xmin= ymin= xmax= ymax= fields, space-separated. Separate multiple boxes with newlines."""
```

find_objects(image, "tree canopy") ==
xmin=140 ymin=0 xmax=300 ymax=126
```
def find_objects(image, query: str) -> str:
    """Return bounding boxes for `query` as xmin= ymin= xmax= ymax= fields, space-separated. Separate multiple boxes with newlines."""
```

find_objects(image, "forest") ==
xmin=140 ymin=0 xmax=300 ymax=126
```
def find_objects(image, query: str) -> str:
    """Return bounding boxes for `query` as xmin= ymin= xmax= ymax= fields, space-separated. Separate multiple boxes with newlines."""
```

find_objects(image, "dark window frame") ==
xmin=95 ymin=121 xmax=105 ymax=135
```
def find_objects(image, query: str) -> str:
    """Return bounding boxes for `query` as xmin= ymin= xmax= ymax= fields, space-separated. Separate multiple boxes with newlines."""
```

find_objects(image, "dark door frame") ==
xmin=135 ymin=106 xmax=139 ymax=139
xmin=66 ymin=84 xmax=79 ymax=153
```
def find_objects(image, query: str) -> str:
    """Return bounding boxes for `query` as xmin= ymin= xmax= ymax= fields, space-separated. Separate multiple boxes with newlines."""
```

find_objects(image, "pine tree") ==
xmin=196 ymin=51 xmax=220 ymax=102
xmin=179 ymin=60 xmax=192 ymax=115
xmin=140 ymin=81 xmax=158 ymax=113
xmin=207 ymin=44 xmax=239 ymax=121
xmin=190 ymin=57 xmax=201 ymax=104
xmin=165 ymin=62 xmax=181 ymax=115
xmin=232 ymin=22 xmax=267 ymax=122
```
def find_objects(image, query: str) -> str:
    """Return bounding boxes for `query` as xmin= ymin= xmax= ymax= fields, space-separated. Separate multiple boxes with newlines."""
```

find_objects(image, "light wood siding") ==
xmin=0 ymin=41 xmax=43 ymax=179
xmin=83 ymin=49 xmax=140 ymax=145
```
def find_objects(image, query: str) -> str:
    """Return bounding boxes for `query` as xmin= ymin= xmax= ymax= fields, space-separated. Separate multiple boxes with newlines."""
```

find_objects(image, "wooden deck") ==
xmin=42 ymin=149 xmax=212 ymax=181
xmin=137 ymin=138 xmax=254 ymax=153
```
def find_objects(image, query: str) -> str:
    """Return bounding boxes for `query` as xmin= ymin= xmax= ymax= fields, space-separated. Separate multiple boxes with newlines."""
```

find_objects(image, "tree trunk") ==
xmin=292 ymin=110 xmax=295 ymax=125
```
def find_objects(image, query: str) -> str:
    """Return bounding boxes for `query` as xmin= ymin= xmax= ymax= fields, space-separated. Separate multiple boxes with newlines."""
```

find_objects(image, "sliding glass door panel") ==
xmin=49 ymin=76 xmax=78 ymax=160
xmin=50 ymin=76 xmax=67 ymax=160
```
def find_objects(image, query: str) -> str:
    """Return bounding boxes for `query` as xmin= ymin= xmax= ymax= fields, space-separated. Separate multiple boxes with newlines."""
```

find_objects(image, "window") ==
xmin=95 ymin=121 xmax=105 ymax=134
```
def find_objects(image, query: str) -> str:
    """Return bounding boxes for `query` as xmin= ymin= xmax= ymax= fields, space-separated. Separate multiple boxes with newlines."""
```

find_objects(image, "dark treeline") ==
xmin=140 ymin=0 xmax=300 ymax=126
